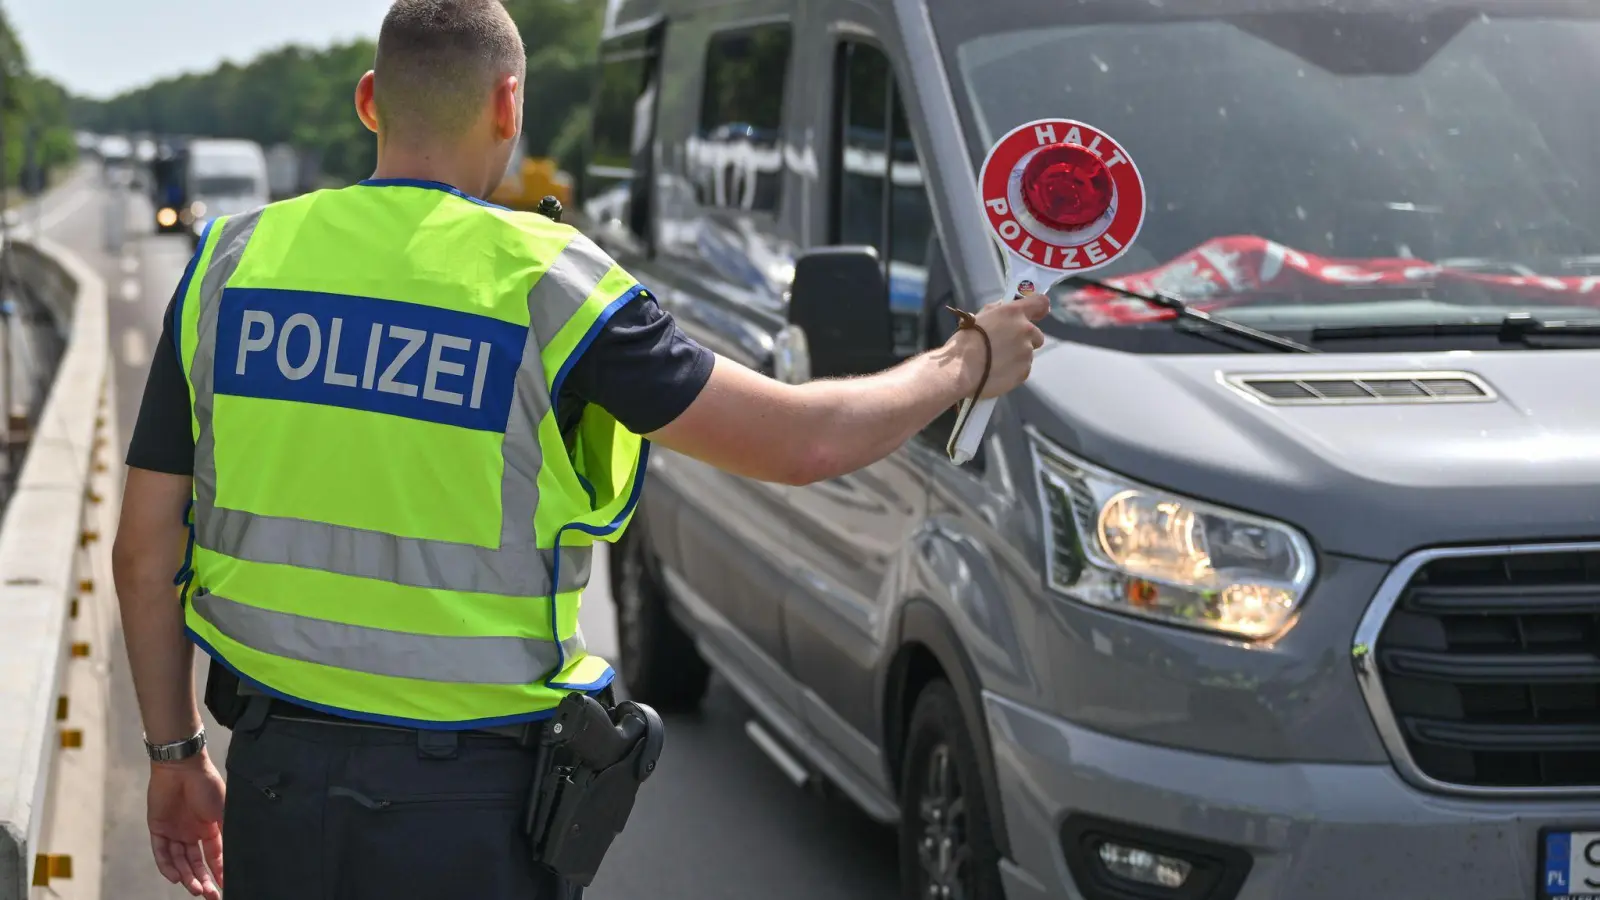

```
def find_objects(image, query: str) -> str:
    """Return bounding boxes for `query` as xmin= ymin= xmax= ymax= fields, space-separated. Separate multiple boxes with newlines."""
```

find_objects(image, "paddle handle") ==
xmin=943 ymin=271 xmax=1046 ymax=465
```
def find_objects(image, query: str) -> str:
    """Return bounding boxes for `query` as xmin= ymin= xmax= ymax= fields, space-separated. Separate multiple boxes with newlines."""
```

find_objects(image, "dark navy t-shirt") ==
xmin=126 ymin=286 xmax=714 ymax=475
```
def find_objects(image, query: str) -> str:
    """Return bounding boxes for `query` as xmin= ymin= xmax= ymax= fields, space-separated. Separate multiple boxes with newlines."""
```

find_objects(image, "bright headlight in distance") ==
xmin=1031 ymin=435 xmax=1315 ymax=638
xmin=156 ymin=207 xmax=177 ymax=228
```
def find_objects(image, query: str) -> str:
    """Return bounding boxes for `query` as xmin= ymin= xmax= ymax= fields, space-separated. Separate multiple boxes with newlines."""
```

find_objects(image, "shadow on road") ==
xmin=592 ymin=676 xmax=902 ymax=900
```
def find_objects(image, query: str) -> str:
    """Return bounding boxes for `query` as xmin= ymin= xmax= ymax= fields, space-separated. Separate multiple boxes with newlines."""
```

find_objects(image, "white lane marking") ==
xmin=40 ymin=188 xmax=92 ymax=232
xmin=121 ymin=255 xmax=139 ymax=274
xmin=120 ymin=278 xmax=140 ymax=303
xmin=121 ymin=327 xmax=149 ymax=367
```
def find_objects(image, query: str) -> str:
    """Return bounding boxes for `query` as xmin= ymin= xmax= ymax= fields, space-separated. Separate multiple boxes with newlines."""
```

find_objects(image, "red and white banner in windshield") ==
xmin=1063 ymin=235 xmax=1600 ymax=325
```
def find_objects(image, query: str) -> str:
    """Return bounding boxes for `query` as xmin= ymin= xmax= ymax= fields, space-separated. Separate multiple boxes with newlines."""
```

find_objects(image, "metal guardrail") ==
xmin=0 ymin=237 xmax=71 ymax=506
xmin=0 ymin=235 xmax=111 ymax=900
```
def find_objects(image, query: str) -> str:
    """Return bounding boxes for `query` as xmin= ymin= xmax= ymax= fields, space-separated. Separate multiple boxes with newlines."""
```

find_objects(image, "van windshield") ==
xmin=193 ymin=175 xmax=261 ymax=197
xmin=933 ymin=1 xmax=1600 ymax=341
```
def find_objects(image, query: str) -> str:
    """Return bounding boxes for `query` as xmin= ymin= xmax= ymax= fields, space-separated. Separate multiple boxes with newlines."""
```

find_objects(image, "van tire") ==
xmin=899 ymin=679 xmax=1005 ymax=900
xmin=610 ymin=525 xmax=710 ymax=711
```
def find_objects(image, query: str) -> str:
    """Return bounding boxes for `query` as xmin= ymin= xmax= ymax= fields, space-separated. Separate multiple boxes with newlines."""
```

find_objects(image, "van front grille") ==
xmin=1366 ymin=548 xmax=1600 ymax=790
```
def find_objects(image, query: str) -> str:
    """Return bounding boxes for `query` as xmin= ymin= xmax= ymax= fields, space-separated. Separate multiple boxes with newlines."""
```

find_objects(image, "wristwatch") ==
xmin=144 ymin=728 xmax=207 ymax=763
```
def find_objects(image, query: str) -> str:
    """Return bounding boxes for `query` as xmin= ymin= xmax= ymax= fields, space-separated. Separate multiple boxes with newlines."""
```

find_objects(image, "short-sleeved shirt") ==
xmin=127 ymin=278 xmax=713 ymax=475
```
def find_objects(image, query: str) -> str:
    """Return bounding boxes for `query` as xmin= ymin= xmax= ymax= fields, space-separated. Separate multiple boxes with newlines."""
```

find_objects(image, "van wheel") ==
xmin=610 ymin=525 xmax=710 ymax=711
xmin=899 ymin=680 xmax=1004 ymax=900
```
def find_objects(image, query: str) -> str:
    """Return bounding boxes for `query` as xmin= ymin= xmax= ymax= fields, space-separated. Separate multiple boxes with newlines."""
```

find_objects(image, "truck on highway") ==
xmin=97 ymin=134 xmax=134 ymax=186
xmin=262 ymin=143 xmax=327 ymax=200
xmin=182 ymin=138 xmax=270 ymax=249
xmin=265 ymin=143 xmax=299 ymax=200
xmin=150 ymin=141 xmax=193 ymax=235
xmin=581 ymin=1 xmax=1600 ymax=899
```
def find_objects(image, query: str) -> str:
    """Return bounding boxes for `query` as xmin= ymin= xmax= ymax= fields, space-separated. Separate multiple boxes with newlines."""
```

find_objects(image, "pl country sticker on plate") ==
xmin=1542 ymin=829 xmax=1600 ymax=900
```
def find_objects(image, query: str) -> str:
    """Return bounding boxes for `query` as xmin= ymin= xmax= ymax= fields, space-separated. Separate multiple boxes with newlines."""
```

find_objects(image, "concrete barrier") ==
xmin=0 ymin=236 xmax=111 ymax=900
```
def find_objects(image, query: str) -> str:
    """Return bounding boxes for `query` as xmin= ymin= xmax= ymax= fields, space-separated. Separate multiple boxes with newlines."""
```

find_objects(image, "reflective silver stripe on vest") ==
xmin=197 ymin=507 xmax=591 ymax=596
xmin=528 ymin=233 xmax=615 ymax=348
xmin=192 ymin=589 xmax=586 ymax=685
xmin=188 ymin=214 xmax=614 ymax=597
xmin=190 ymin=211 xmax=262 ymax=527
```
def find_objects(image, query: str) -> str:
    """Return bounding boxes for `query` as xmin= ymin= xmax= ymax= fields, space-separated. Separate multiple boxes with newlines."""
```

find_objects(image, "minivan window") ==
xmin=830 ymin=41 xmax=934 ymax=357
xmin=693 ymin=23 xmax=791 ymax=213
xmin=589 ymin=54 xmax=649 ymax=187
xmin=585 ymin=46 xmax=657 ymax=244
xmin=932 ymin=2 xmax=1600 ymax=347
xmin=835 ymin=43 xmax=891 ymax=253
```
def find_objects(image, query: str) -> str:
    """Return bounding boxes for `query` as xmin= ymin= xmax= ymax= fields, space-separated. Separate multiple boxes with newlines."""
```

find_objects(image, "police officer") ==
xmin=110 ymin=1 xmax=1049 ymax=898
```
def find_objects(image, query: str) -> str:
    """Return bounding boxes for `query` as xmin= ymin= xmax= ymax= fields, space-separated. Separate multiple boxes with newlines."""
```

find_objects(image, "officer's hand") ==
xmin=949 ymin=292 xmax=1050 ymax=399
xmin=147 ymin=753 xmax=226 ymax=900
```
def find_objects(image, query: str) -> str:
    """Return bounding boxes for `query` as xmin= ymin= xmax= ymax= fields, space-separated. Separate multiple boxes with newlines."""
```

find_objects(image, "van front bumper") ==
xmin=984 ymin=691 xmax=1598 ymax=900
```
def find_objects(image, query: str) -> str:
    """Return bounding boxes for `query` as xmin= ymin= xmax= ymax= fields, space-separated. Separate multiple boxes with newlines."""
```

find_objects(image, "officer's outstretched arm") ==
xmin=648 ymin=293 xmax=1049 ymax=486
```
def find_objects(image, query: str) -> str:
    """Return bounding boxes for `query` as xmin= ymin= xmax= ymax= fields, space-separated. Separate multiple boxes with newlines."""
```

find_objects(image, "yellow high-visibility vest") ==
xmin=175 ymin=178 xmax=646 ymax=728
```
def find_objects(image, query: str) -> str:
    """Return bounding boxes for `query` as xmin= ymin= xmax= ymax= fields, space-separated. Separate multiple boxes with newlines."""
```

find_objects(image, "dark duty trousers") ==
xmin=222 ymin=706 xmax=583 ymax=900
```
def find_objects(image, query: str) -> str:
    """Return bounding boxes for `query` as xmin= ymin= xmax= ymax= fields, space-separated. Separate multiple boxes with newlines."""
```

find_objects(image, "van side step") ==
xmin=743 ymin=719 xmax=811 ymax=787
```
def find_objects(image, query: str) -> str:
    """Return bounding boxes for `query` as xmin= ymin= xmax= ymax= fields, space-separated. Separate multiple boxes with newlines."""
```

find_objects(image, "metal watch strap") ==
xmin=144 ymin=728 xmax=207 ymax=763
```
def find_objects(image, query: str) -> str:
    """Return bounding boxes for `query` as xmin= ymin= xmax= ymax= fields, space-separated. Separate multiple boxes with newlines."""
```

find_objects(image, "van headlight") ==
xmin=1030 ymin=435 xmax=1314 ymax=638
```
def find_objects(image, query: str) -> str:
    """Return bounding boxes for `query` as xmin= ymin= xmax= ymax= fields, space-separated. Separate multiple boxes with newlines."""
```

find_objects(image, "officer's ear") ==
xmin=355 ymin=70 xmax=380 ymax=135
xmin=492 ymin=75 xmax=520 ymax=142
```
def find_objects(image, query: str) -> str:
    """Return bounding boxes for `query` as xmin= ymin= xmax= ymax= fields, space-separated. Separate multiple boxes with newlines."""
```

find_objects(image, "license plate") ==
xmin=1541 ymin=829 xmax=1600 ymax=900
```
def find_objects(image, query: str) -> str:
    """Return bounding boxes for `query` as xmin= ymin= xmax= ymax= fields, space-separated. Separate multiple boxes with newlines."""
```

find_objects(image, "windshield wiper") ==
xmin=1063 ymin=276 xmax=1317 ymax=354
xmin=1311 ymin=313 xmax=1600 ymax=348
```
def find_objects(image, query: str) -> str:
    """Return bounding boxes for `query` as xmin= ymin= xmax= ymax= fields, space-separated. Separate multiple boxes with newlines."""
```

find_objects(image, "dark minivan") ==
xmin=577 ymin=1 xmax=1600 ymax=898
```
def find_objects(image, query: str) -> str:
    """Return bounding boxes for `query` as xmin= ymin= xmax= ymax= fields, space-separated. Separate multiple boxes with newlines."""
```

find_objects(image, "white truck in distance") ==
xmin=186 ymin=139 xmax=270 ymax=248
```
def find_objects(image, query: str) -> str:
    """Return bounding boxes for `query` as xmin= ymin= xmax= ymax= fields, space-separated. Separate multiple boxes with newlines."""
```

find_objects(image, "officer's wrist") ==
xmin=150 ymin=747 xmax=211 ymax=772
xmin=145 ymin=725 xmax=208 ymax=766
xmin=939 ymin=330 xmax=986 ymax=399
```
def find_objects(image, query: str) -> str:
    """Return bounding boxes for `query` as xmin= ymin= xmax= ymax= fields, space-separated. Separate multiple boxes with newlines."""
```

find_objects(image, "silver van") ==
xmin=578 ymin=1 xmax=1600 ymax=897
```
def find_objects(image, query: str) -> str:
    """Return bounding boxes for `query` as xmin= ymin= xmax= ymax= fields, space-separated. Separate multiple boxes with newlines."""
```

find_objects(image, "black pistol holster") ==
xmin=203 ymin=660 xmax=249 ymax=729
xmin=522 ymin=692 xmax=665 ymax=886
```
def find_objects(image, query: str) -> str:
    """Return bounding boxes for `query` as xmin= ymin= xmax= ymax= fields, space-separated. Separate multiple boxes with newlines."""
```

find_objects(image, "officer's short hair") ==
xmin=374 ymin=0 xmax=526 ymax=141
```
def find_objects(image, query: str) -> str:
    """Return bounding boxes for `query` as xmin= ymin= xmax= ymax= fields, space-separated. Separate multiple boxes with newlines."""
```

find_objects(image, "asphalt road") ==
xmin=29 ymin=165 xmax=903 ymax=899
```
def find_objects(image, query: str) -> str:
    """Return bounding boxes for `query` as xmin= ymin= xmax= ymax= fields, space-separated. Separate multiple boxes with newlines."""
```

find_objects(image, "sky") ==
xmin=8 ymin=0 xmax=396 ymax=98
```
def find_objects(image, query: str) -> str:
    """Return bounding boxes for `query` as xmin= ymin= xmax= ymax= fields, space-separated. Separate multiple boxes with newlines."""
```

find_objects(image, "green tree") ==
xmin=72 ymin=40 xmax=379 ymax=184
xmin=505 ymin=0 xmax=606 ymax=171
xmin=72 ymin=0 xmax=610 ymax=185
xmin=0 ymin=3 xmax=79 ymax=191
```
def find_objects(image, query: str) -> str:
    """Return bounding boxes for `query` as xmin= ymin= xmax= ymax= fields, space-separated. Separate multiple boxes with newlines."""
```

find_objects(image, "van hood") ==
xmin=1019 ymin=343 xmax=1600 ymax=561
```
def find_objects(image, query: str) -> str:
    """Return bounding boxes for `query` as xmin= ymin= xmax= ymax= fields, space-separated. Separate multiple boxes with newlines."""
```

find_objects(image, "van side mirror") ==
xmin=784 ymin=246 xmax=896 ymax=381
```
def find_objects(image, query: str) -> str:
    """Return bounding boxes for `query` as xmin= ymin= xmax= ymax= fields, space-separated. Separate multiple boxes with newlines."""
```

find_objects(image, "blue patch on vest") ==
xmin=214 ymin=287 xmax=527 ymax=432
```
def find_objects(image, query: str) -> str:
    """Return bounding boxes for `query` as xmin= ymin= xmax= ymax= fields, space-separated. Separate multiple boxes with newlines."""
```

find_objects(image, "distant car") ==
xmin=183 ymin=138 xmax=271 ymax=249
xmin=97 ymin=135 xmax=132 ymax=162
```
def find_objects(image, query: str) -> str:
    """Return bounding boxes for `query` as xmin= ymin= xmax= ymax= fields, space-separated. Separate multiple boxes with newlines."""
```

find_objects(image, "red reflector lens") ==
xmin=1020 ymin=143 xmax=1114 ymax=231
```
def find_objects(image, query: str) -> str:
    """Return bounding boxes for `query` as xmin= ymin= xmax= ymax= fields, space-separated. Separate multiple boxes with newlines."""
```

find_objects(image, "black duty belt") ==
xmin=262 ymin=698 xmax=529 ymax=740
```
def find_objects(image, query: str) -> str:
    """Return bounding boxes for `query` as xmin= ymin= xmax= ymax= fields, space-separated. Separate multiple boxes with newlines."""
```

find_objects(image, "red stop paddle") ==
xmin=946 ymin=119 xmax=1147 ymax=464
